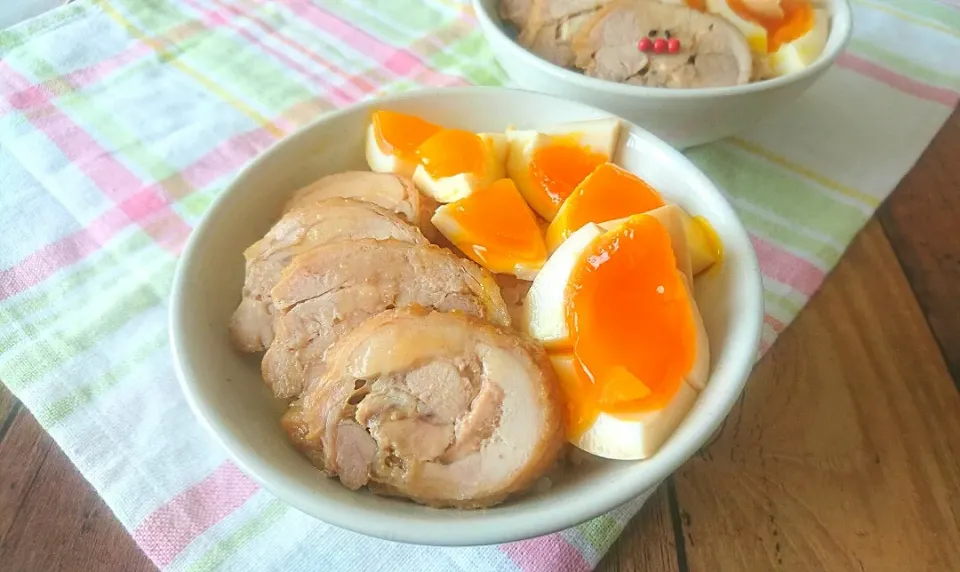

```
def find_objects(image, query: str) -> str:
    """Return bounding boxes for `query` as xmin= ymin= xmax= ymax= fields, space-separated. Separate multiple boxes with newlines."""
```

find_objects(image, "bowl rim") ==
xmin=170 ymin=86 xmax=765 ymax=546
xmin=471 ymin=0 xmax=854 ymax=99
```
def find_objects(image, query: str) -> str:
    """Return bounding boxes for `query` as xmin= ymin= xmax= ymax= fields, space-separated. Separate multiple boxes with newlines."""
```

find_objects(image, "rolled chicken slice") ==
xmin=281 ymin=307 xmax=565 ymax=508
xmin=262 ymin=239 xmax=510 ymax=398
xmin=283 ymin=171 xmax=420 ymax=222
xmin=515 ymin=0 xmax=610 ymax=67
xmin=572 ymin=0 xmax=752 ymax=87
xmin=229 ymin=198 xmax=427 ymax=353
xmin=284 ymin=170 xmax=441 ymax=243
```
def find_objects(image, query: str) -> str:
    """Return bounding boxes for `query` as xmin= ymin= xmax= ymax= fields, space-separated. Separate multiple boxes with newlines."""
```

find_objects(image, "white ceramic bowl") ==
xmin=170 ymin=87 xmax=763 ymax=546
xmin=473 ymin=0 xmax=853 ymax=149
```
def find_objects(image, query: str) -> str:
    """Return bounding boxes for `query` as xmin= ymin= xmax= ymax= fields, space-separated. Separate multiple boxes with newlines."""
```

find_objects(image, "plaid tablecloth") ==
xmin=1 ymin=1 xmax=958 ymax=570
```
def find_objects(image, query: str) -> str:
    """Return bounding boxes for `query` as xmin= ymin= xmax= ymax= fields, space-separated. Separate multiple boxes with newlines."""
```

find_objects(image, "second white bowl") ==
xmin=473 ymin=0 xmax=853 ymax=149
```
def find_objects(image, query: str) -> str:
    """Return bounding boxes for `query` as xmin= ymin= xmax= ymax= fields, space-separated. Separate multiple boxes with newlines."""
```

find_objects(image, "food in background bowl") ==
xmin=228 ymin=108 xmax=726 ymax=508
xmin=499 ymin=0 xmax=830 ymax=87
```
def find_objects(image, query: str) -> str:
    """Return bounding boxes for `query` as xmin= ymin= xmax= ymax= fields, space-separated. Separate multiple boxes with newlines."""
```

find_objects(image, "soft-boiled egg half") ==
xmin=522 ymin=214 xmax=711 ymax=459
xmin=705 ymin=0 xmax=829 ymax=77
xmin=706 ymin=0 xmax=771 ymax=53
xmin=601 ymin=204 xmax=723 ymax=278
xmin=431 ymin=178 xmax=548 ymax=280
xmin=366 ymin=110 xmax=442 ymax=178
xmin=365 ymin=110 xmax=508 ymax=203
xmin=545 ymin=163 xmax=665 ymax=253
xmin=506 ymin=118 xmax=621 ymax=221
xmin=766 ymin=6 xmax=828 ymax=76
xmin=412 ymin=129 xmax=508 ymax=203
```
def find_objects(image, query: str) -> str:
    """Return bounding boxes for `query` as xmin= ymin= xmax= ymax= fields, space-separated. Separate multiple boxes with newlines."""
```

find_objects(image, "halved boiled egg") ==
xmin=706 ymin=0 xmax=827 ymax=76
xmin=522 ymin=214 xmax=710 ymax=459
xmin=545 ymin=163 xmax=665 ymax=253
xmin=412 ymin=130 xmax=508 ymax=203
xmin=431 ymin=178 xmax=547 ymax=280
xmin=766 ymin=8 xmax=828 ymax=77
xmin=549 ymin=354 xmax=700 ymax=459
xmin=706 ymin=0 xmax=770 ymax=53
xmin=600 ymin=204 xmax=723 ymax=278
xmin=366 ymin=110 xmax=443 ymax=178
xmin=506 ymin=118 xmax=621 ymax=221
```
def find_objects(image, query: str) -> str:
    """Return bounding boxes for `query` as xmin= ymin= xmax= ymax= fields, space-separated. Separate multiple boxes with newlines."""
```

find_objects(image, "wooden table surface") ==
xmin=1 ymin=109 xmax=957 ymax=571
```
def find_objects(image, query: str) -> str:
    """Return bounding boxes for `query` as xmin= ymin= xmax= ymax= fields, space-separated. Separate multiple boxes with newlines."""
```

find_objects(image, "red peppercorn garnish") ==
xmin=653 ymin=38 xmax=667 ymax=54
xmin=667 ymin=38 xmax=681 ymax=53
xmin=638 ymin=37 xmax=654 ymax=52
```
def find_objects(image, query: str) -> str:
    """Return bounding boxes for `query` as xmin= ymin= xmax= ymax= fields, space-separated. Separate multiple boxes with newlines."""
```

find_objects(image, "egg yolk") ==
xmin=562 ymin=215 xmax=697 ymax=438
xmin=546 ymin=163 xmax=665 ymax=252
xmin=529 ymin=140 xmax=608 ymax=214
xmin=441 ymin=179 xmax=547 ymax=274
xmin=416 ymin=129 xmax=487 ymax=179
xmin=371 ymin=110 xmax=442 ymax=159
xmin=730 ymin=0 xmax=814 ymax=52
xmin=686 ymin=0 xmax=706 ymax=11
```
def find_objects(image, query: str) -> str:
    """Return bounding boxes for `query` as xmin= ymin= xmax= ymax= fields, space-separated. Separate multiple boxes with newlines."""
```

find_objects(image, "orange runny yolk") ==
xmin=372 ymin=110 xmax=489 ymax=179
xmin=371 ymin=110 xmax=442 ymax=160
xmin=729 ymin=0 xmax=815 ymax=52
xmin=530 ymin=137 xmax=608 ymax=211
xmin=416 ymin=129 xmax=487 ymax=179
xmin=442 ymin=179 xmax=547 ymax=274
xmin=546 ymin=163 xmax=665 ymax=251
xmin=562 ymin=215 xmax=697 ymax=438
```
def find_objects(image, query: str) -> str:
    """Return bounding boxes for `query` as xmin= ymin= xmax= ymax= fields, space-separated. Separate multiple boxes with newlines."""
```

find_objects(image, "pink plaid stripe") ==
xmin=0 ymin=118 xmax=275 ymax=301
xmin=501 ymin=534 xmax=592 ymax=572
xmin=282 ymin=0 xmax=469 ymax=88
xmin=133 ymin=461 xmax=259 ymax=567
xmin=837 ymin=52 xmax=960 ymax=107
xmin=0 ymin=61 xmax=192 ymax=283
xmin=183 ymin=0 xmax=363 ymax=106
xmin=751 ymin=235 xmax=825 ymax=297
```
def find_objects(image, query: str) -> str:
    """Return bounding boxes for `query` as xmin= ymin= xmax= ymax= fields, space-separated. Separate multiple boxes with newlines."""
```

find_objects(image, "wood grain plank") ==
xmin=597 ymin=483 xmax=680 ymax=572
xmin=0 ymin=384 xmax=19 ymax=443
xmin=879 ymin=108 xmax=960 ymax=385
xmin=0 ymin=407 xmax=155 ymax=572
xmin=674 ymin=220 xmax=960 ymax=571
xmin=0 ymin=402 xmax=52 ymax=545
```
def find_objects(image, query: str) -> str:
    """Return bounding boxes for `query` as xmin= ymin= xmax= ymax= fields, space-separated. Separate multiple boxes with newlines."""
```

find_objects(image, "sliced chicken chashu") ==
xmin=511 ymin=0 xmax=610 ymax=67
xmin=284 ymin=171 xmax=441 ymax=243
xmin=284 ymin=171 xmax=420 ymax=222
xmin=571 ymin=0 xmax=752 ymax=87
xmin=281 ymin=307 xmax=564 ymax=508
xmin=229 ymin=198 xmax=428 ymax=353
xmin=499 ymin=0 xmax=535 ymax=29
xmin=262 ymin=239 xmax=511 ymax=399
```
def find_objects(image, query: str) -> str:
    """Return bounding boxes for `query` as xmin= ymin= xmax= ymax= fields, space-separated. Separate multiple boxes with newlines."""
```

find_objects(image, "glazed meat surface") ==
xmin=281 ymin=308 xmax=565 ymax=508
xmin=262 ymin=239 xmax=510 ymax=398
xmin=229 ymin=198 xmax=427 ymax=353
xmin=571 ymin=0 xmax=752 ymax=87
